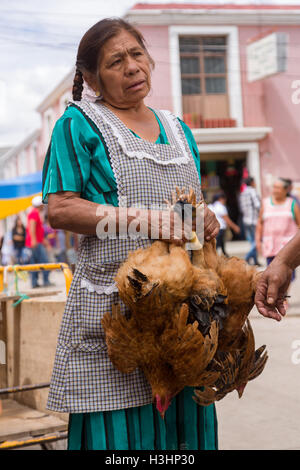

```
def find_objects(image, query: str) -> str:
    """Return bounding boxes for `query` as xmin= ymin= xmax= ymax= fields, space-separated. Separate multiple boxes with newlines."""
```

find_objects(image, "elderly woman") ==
xmin=42 ymin=18 xmax=220 ymax=451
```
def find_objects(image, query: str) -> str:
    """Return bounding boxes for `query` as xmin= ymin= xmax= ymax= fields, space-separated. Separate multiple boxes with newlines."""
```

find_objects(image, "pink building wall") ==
xmin=240 ymin=25 xmax=300 ymax=192
xmin=34 ymin=13 xmax=300 ymax=198
xmin=140 ymin=25 xmax=173 ymax=111
xmin=137 ymin=21 xmax=300 ymax=197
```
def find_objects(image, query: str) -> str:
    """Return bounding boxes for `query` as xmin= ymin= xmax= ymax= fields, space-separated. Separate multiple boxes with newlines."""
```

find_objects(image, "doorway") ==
xmin=200 ymin=152 xmax=247 ymax=240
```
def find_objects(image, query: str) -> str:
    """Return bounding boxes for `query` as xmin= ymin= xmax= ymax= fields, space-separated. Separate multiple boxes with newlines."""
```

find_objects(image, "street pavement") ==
xmin=7 ymin=240 xmax=300 ymax=450
xmin=217 ymin=241 xmax=300 ymax=450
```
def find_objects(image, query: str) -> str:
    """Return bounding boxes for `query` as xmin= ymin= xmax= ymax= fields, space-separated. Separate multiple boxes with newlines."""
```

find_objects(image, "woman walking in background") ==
xmin=12 ymin=215 xmax=26 ymax=264
xmin=256 ymin=177 xmax=300 ymax=282
xmin=239 ymin=177 xmax=261 ymax=266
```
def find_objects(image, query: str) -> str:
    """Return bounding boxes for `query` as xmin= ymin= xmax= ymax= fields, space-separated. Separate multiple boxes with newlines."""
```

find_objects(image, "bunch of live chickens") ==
xmin=102 ymin=188 xmax=268 ymax=418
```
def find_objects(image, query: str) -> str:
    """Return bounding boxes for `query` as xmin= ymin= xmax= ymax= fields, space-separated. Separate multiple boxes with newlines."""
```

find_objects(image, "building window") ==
xmin=179 ymin=36 xmax=227 ymax=95
xmin=179 ymin=36 xmax=230 ymax=126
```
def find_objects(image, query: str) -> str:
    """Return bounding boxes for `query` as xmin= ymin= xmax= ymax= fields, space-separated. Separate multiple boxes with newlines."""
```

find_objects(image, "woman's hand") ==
xmin=144 ymin=209 xmax=191 ymax=246
xmin=254 ymin=260 xmax=292 ymax=321
xmin=203 ymin=204 xmax=220 ymax=241
xmin=156 ymin=204 xmax=220 ymax=245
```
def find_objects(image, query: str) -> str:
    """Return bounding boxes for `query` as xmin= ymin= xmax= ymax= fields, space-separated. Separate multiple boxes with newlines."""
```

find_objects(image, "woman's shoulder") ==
xmin=51 ymin=102 xmax=100 ymax=144
xmin=55 ymin=103 xmax=91 ymax=127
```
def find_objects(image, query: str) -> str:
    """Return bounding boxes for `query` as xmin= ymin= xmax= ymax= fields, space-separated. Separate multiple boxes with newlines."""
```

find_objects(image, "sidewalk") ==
xmin=216 ymin=314 xmax=300 ymax=450
xmin=217 ymin=241 xmax=300 ymax=449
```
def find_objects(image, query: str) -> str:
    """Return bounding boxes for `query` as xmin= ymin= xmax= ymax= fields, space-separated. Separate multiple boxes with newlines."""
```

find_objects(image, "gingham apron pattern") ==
xmin=46 ymin=100 xmax=202 ymax=413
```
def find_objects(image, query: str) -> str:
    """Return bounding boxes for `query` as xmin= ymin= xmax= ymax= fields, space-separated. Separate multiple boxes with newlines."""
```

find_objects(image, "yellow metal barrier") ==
xmin=0 ymin=263 xmax=73 ymax=295
xmin=0 ymin=431 xmax=68 ymax=449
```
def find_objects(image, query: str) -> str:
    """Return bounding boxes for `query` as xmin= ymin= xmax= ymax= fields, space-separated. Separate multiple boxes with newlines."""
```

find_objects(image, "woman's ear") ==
xmin=82 ymin=71 xmax=98 ymax=92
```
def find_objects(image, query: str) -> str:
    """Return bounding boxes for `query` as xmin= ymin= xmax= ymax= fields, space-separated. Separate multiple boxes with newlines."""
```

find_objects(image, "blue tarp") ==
xmin=0 ymin=171 xmax=42 ymax=199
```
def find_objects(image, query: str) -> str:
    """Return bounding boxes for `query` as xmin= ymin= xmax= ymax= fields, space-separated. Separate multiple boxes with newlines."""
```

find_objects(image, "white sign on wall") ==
xmin=247 ymin=32 xmax=288 ymax=82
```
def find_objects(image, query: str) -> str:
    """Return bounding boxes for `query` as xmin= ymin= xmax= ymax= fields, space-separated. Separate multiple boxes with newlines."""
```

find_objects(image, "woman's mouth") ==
xmin=127 ymin=80 xmax=145 ymax=90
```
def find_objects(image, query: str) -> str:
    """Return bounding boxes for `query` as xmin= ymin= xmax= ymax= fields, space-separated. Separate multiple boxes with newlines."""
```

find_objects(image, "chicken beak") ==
xmin=187 ymin=231 xmax=203 ymax=251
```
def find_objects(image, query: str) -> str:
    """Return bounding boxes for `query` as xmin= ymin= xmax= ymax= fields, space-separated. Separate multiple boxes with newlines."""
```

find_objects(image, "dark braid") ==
xmin=72 ymin=69 xmax=84 ymax=101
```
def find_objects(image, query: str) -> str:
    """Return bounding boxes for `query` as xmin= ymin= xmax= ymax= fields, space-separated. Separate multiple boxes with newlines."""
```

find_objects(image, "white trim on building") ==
xmin=169 ymin=25 xmax=243 ymax=126
xmin=192 ymin=126 xmax=272 ymax=143
xmin=36 ymin=67 xmax=74 ymax=114
xmin=125 ymin=8 xmax=300 ymax=26
xmin=60 ymin=90 xmax=72 ymax=115
xmin=0 ymin=129 xmax=40 ymax=179
xmin=44 ymin=108 xmax=55 ymax=143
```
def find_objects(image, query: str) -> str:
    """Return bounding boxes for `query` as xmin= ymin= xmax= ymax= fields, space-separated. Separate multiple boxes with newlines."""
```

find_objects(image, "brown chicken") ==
xmin=102 ymin=302 xmax=219 ymax=418
xmin=193 ymin=320 xmax=268 ymax=406
xmin=172 ymin=189 xmax=268 ymax=404
xmin=101 ymin=187 xmax=268 ymax=417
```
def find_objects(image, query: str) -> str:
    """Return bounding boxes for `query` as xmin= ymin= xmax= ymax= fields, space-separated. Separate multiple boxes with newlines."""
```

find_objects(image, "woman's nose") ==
xmin=124 ymin=56 xmax=139 ymax=75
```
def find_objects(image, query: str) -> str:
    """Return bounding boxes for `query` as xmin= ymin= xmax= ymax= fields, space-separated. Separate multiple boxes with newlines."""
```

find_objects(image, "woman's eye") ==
xmin=111 ymin=59 xmax=121 ymax=66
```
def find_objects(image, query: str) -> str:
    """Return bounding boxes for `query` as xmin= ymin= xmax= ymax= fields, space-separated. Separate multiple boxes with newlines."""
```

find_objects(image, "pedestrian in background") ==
xmin=12 ymin=215 xmax=26 ymax=264
xmin=0 ymin=234 xmax=3 ymax=265
xmin=256 ymin=178 xmax=300 ymax=282
xmin=239 ymin=176 xmax=261 ymax=266
xmin=1 ymin=231 xmax=14 ymax=266
xmin=25 ymin=195 xmax=51 ymax=288
xmin=209 ymin=192 xmax=240 ymax=257
xmin=284 ymin=177 xmax=300 ymax=207
xmin=43 ymin=214 xmax=57 ymax=263
xmin=55 ymin=229 xmax=67 ymax=263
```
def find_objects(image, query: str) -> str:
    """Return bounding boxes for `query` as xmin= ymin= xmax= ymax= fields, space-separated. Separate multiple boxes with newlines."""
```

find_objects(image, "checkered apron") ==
xmin=46 ymin=99 xmax=202 ymax=413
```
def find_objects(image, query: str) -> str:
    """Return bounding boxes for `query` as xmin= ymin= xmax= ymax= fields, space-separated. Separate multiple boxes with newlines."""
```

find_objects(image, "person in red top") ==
xmin=26 ymin=195 xmax=51 ymax=288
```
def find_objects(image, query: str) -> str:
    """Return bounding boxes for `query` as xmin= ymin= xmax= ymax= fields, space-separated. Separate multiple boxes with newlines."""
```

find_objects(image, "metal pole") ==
xmin=0 ymin=382 xmax=50 ymax=395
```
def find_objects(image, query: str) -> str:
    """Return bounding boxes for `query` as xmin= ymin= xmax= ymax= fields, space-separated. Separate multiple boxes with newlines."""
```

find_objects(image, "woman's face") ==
xmin=96 ymin=29 xmax=152 ymax=109
xmin=272 ymin=181 xmax=287 ymax=200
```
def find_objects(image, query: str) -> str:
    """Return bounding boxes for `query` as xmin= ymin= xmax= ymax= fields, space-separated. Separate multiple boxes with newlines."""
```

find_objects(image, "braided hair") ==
xmin=71 ymin=18 xmax=154 ymax=101
xmin=72 ymin=69 xmax=84 ymax=101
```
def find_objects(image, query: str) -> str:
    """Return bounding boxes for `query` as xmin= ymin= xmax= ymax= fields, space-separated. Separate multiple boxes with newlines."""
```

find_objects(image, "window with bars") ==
xmin=179 ymin=36 xmax=227 ymax=96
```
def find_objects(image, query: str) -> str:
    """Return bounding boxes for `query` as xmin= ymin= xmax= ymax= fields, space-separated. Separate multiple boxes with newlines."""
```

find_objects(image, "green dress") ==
xmin=42 ymin=104 xmax=218 ymax=451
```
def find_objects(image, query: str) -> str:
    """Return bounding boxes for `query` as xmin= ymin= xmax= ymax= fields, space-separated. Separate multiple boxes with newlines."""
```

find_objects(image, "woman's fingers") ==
xmin=265 ymin=274 xmax=281 ymax=306
xmin=254 ymin=264 xmax=292 ymax=320
xmin=204 ymin=209 xmax=220 ymax=240
xmin=205 ymin=224 xmax=220 ymax=241
xmin=207 ymin=209 xmax=220 ymax=235
xmin=153 ymin=205 xmax=220 ymax=244
xmin=255 ymin=285 xmax=283 ymax=321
